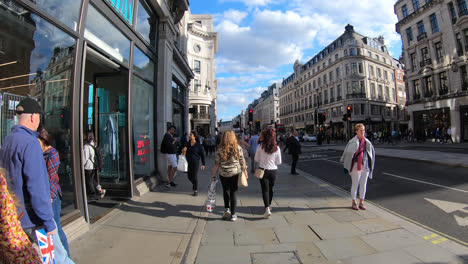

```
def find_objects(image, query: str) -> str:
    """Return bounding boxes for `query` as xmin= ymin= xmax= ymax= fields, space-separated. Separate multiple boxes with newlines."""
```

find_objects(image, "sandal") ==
xmin=352 ymin=203 xmax=359 ymax=210
xmin=359 ymin=203 xmax=366 ymax=210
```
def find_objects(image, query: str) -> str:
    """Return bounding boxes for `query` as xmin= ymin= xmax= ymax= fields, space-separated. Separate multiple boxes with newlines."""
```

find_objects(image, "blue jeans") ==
xmin=51 ymin=219 xmax=75 ymax=264
xmin=52 ymin=197 xmax=70 ymax=257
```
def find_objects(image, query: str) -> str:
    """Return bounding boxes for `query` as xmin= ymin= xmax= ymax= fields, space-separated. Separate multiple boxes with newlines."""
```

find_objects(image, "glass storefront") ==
xmin=413 ymin=107 xmax=451 ymax=139
xmin=1 ymin=0 xmax=162 ymax=223
xmin=0 ymin=1 xmax=76 ymax=215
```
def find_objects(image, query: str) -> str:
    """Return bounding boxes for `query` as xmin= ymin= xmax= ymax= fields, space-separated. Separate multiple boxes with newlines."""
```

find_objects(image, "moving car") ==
xmin=303 ymin=134 xmax=317 ymax=142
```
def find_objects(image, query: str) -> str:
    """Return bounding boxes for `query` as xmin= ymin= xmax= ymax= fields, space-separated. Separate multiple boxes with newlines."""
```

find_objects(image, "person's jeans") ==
xmin=51 ymin=219 xmax=75 ymax=263
xmin=260 ymin=169 xmax=277 ymax=207
xmin=52 ymin=197 xmax=70 ymax=257
xmin=220 ymin=174 xmax=239 ymax=215
xmin=187 ymin=159 xmax=200 ymax=191
xmin=291 ymin=153 xmax=299 ymax=173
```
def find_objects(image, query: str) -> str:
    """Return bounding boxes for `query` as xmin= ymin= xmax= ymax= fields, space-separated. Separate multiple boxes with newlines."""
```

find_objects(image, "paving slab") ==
xmin=351 ymin=218 xmax=400 ymax=234
xmin=359 ymin=229 xmax=425 ymax=252
xmin=403 ymin=243 xmax=467 ymax=264
xmin=251 ymin=252 xmax=301 ymax=264
xmin=327 ymin=210 xmax=365 ymax=223
xmin=234 ymin=227 xmax=279 ymax=246
xmin=315 ymin=237 xmax=376 ymax=261
xmin=294 ymin=242 xmax=329 ymax=263
xmin=274 ymin=225 xmax=321 ymax=243
xmin=244 ymin=214 xmax=289 ymax=228
xmin=284 ymin=212 xmax=338 ymax=226
xmin=342 ymin=250 xmax=422 ymax=264
xmin=195 ymin=244 xmax=251 ymax=264
xmin=310 ymin=223 xmax=365 ymax=240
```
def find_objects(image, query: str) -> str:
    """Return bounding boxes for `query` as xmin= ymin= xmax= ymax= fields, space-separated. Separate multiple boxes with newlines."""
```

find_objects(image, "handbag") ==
xmin=177 ymin=155 xmax=188 ymax=172
xmin=238 ymin=171 xmax=248 ymax=187
xmin=254 ymin=168 xmax=264 ymax=179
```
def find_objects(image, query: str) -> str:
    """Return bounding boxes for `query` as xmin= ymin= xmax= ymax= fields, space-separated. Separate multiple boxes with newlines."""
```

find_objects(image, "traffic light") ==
xmin=249 ymin=109 xmax=253 ymax=122
xmin=346 ymin=105 xmax=352 ymax=118
xmin=319 ymin=113 xmax=326 ymax=124
xmin=342 ymin=114 xmax=347 ymax=122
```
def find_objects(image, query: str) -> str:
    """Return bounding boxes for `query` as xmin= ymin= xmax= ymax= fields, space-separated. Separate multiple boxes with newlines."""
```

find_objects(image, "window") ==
xmin=421 ymin=47 xmax=429 ymax=63
xmin=336 ymin=67 xmax=341 ymax=78
xmin=417 ymin=20 xmax=425 ymax=35
xmin=377 ymin=68 xmax=382 ymax=78
xmin=358 ymin=63 xmax=363 ymax=73
xmin=385 ymin=86 xmax=390 ymax=100
xmin=406 ymin=27 xmax=413 ymax=44
xmin=350 ymin=48 xmax=356 ymax=56
xmin=384 ymin=70 xmax=388 ymax=80
xmin=410 ymin=53 xmax=417 ymax=71
xmin=369 ymin=65 xmax=374 ymax=76
xmin=458 ymin=0 xmax=468 ymax=15
xmin=346 ymin=64 xmax=350 ymax=75
xmin=194 ymin=60 xmax=200 ymax=73
xmin=434 ymin=41 xmax=443 ymax=63
xmin=344 ymin=49 xmax=348 ymax=56
xmin=337 ymin=84 xmax=342 ymax=98
xmin=449 ymin=2 xmax=457 ymax=21
xmin=464 ymin=29 xmax=468 ymax=51
xmin=351 ymin=63 xmax=357 ymax=74
xmin=375 ymin=54 xmax=380 ymax=61
xmin=439 ymin=72 xmax=448 ymax=95
xmin=430 ymin=13 xmax=439 ymax=33
xmin=323 ymin=75 xmax=327 ymax=84
xmin=136 ymin=0 xmax=158 ymax=45
xmin=461 ymin=65 xmax=468 ymax=90
xmin=194 ymin=79 xmax=199 ymax=93
xmin=371 ymin=83 xmax=376 ymax=98
xmin=335 ymin=54 xmax=339 ymax=60
xmin=413 ymin=0 xmax=420 ymax=11
xmin=402 ymin=4 xmax=409 ymax=17
xmin=329 ymin=71 xmax=333 ymax=81
xmin=457 ymin=33 xmax=463 ymax=56
xmin=368 ymin=51 xmax=372 ymax=57
xmin=360 ymin=81 xmax=365 ymax=94
xmin=424 ymin=76 xmax=433 ymax=97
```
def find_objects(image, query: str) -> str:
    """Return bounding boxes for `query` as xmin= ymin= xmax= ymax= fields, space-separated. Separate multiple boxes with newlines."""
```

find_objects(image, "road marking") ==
xmin=423 ymin=233 xmax=448 ymax=244
xmin=423 ymin=234 xmax=438 ymax=240
xmin=383 ymin=172 xmax=468 ymax=193
xmin=431 ymin=237 xmax=448 ymax=244
xmin=424 ymin=198 xmax=468 ymax=214
xmin=454 ymin=215 xmax=468 ymax=227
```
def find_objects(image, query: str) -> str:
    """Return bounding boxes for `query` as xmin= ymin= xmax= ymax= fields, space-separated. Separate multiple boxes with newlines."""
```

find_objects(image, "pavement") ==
xmin=69 ymin=145 xmax=468 ymax=264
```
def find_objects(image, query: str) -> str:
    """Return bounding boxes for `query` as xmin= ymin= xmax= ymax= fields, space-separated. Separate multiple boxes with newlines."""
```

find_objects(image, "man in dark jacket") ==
xmin=161 ymin=125 xmax=178 ymax=187
xmin=284 ymin=129 xmax=301 ymax=175
xmin=0 ymin=98 xmax=57 ymax=238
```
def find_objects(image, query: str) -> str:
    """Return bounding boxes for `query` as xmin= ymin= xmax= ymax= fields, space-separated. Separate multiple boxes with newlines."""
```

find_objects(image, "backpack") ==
xmin=92 ymin=145 xmax=105 ymax=170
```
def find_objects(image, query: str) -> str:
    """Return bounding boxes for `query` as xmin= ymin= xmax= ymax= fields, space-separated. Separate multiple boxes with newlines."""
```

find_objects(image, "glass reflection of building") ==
xmin=0 ymin=0 xmax=192 ymax=239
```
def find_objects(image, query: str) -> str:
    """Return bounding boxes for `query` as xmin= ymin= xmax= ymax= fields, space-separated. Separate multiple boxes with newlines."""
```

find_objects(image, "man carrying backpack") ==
xmin=84 ymin=131 xmax=106 ymax=200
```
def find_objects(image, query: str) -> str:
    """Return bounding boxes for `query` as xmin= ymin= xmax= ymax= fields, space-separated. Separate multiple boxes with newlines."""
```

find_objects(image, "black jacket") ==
xmin=284 ymin=136 xmax=301 ymax=155
xmin=185 ymin=142 xmax=206 ymax=166
xmin=161 ymin=133 xmax=177 ymax=154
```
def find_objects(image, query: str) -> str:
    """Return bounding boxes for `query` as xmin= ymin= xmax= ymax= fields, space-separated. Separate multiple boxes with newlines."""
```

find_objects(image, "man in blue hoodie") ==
xmin=0 ymin=98 xmax=56 ymax=238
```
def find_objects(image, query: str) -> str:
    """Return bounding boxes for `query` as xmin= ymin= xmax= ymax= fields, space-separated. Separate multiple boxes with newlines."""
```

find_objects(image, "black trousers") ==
xmin=291 ymin=153 xmax=299 ymax=173
xmin=260 ymin=169 xmax=277 ymax=207
xmin=85 ymin=169 xmax=98 ymax=196
xmin=187 ymin=159 xmax=200 ymax=191
xmin=220 ymin=174 xmax=239 ymax=215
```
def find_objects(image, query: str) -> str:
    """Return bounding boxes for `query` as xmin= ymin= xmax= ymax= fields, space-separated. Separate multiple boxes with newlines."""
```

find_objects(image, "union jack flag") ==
xmin=35 ymin=229 xmax=55 ymax=264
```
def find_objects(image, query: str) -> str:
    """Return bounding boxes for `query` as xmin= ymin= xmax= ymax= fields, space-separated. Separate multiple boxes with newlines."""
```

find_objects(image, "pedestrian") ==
xmin=284 ymin=129 xmax=301 ymax=175
xmin=447 ymin=127 xmax=453 ymax=143
xmin=212 ymin=130 xmax=248 ymax=221
xmin=254 ymin=127 xmax=282 ymax=218
xmin=38 ymin=125 xmax=70 ymax=256
xmin=83 ymin=131 xmax=106 ymax=200
xmin=248 ymin=131 xmax=260 ymax=173
xmin=0 ymin=98 xmax=72 ymax=263
xmin=182 ymin=130 xmax=206 ymax=196
xmin=340 ymin=123 xmax=375 ymax=210
xmin=160 ymin=125 xmax=179 ymax=187
xmin=0 ymin=169 xmax=41 ymax=263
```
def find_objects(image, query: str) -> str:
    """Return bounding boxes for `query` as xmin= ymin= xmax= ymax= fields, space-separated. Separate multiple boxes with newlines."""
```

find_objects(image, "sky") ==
xmin=189 ymin=0 xmax=401 ymax=121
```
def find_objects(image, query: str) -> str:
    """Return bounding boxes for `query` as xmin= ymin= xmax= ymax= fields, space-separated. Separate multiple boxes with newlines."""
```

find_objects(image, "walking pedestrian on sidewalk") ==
xmin=254 ymin=127 xmax=282 ymax=218
xmin=182 ymin=130 xmax=206 ymax=196
xmin=340 ymin=123 xmax=375 ymax=211
xmin=83 ymin=131 xmax=106 ymax=201
xmin=160 ymin=125 xmax=179 ymax=187
xmin=212 ymin=130 xmax=248 ymax=221
xmin=248 ymin=131 xmax=260 ymax=173
xmin=38 ymin=125 xmax=70 ymax=257
xmin=284 ymin=129 xmax=301 ymax=175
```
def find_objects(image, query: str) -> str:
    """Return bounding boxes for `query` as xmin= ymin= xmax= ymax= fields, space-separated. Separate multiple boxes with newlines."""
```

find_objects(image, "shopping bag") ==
xmin=177 ymin=155 xmax=188 ymax=172
xmin=238 ymin=171 xmax=248 ymax=187
xmin=35 ymin=229 xmax=55 ymax=264
xmin=205 ymin=179 xmax=217 ymax=212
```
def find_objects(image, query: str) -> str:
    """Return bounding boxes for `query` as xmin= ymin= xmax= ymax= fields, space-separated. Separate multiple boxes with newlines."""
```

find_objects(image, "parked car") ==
xmin=303 ymin=134 xmax=317 ymax=142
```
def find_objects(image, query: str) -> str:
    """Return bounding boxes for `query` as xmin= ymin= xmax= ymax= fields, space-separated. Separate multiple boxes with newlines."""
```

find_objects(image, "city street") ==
xmin=283 ymin=142 xmax=468 ymax=245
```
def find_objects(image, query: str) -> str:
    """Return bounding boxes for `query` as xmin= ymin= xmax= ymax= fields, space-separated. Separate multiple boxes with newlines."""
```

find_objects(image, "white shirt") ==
xmin=83 ymin=141 xmax=96 ymax=170
xmin=254 ymin=144 xmax=282 ymax=170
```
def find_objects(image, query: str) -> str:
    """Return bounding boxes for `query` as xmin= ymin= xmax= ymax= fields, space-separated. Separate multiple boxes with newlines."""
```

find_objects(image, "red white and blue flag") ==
xmin=35 ymin=229 xmax=55 ymax=264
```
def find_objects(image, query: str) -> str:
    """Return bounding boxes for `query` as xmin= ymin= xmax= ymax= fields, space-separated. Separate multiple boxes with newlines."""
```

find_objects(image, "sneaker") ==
xmin=100 ymin=189 xmax=106 ymax=199
xmin=230 ymin=214 xmax=237 ymax=221
xmin=222 ymin=208 xmax=231 ymax=220
xmin=264 ymin=208 xmax=272 ymax=218
xmin=170 ymin=182 xmax=178 ymax=187
xmin=165 ymin=183 xmax=171 ymax=187
xmin=192 ymin=191 xmax=198 ymax=196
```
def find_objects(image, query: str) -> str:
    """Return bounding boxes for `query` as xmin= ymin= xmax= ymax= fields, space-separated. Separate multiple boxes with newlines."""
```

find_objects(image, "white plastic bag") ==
xmin=205 ymin=179 xmax=217 ymax=212
xmin=177 ymin=155 xmax=188 ymax=172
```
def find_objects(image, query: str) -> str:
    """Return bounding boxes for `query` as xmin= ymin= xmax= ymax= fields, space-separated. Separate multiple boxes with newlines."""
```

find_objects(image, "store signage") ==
xmin=136 ymin=138 xmax=151 ymax=164
xmin=106 ymin=0 xmax=133 ymax=26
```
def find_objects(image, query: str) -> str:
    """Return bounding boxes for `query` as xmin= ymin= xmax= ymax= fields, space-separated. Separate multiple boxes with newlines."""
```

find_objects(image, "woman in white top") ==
xmin=254 ymin=127 xmax=282 ymax=218
xmin=83 ymin=131 xmax=105 ymax=200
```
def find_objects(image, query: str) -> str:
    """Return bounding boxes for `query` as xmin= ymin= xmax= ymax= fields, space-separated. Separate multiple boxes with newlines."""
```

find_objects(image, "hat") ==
xmin=16 ymin=98 xmax=42 ymax=114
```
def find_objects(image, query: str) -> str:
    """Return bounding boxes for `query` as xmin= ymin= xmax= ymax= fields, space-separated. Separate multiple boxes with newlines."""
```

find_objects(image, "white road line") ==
xmin=383 ymin=172 xmax=468 ymax=193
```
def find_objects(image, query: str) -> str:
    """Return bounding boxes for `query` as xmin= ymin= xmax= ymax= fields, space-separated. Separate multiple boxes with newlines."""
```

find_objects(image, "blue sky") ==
xmin=190 ymin=0 xmax=401 ymax=121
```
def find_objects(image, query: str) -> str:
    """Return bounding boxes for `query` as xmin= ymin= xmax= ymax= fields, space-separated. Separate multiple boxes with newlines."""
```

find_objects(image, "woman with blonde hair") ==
xmin=340 ymin=123 xmax=375 ymax=210
xmin=212 ymin=130 xmax=247 ymax=221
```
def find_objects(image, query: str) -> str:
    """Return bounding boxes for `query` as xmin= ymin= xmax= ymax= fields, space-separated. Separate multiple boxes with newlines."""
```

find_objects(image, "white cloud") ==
xmin=223 ymin=9 xmax=248 ymax=24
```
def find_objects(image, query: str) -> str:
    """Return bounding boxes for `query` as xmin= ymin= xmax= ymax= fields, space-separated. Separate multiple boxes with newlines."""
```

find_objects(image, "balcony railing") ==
xmin=192 ymin=113 xmax=210 ymax=120
xmin=336 ymin=96 xmax=342 ymax=101
xmin=419 ymin=58 xmax=432 ymax=67
xmin=329 ymin=98 xmax=335 ymax=103
xmin=346 ymin=93 xmax=366 ymax=99
xmin=417 ymin=32 xmax=427 ymax=41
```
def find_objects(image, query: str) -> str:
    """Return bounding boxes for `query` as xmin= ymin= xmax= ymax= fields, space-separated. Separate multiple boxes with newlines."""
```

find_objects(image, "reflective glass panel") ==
xmin=27 ymin=0 xmax=82 ymax=30
xmin=85 ymin=4 xmax=130 ymax=65
xmin=0 ymin=1 xmax=76 ymax=215
xmin=131 ymin=75 xmax=154 ymax=179
xmin=133 ymin=47 xmax=154 ymax=82
xmin=135 ymin=0 xmax=157 ymax=46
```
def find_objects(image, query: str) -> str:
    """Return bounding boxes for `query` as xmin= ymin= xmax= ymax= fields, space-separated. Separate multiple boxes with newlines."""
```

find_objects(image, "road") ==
xmin=282 ymin=144 xmax=468 ymax=245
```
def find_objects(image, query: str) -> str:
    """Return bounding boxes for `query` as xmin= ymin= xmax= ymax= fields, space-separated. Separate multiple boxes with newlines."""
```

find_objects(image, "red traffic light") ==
xmin=249 ymin=109 xmax=253 ymax=113
xmin=347 ymin=105 xmax=351 ymax=111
